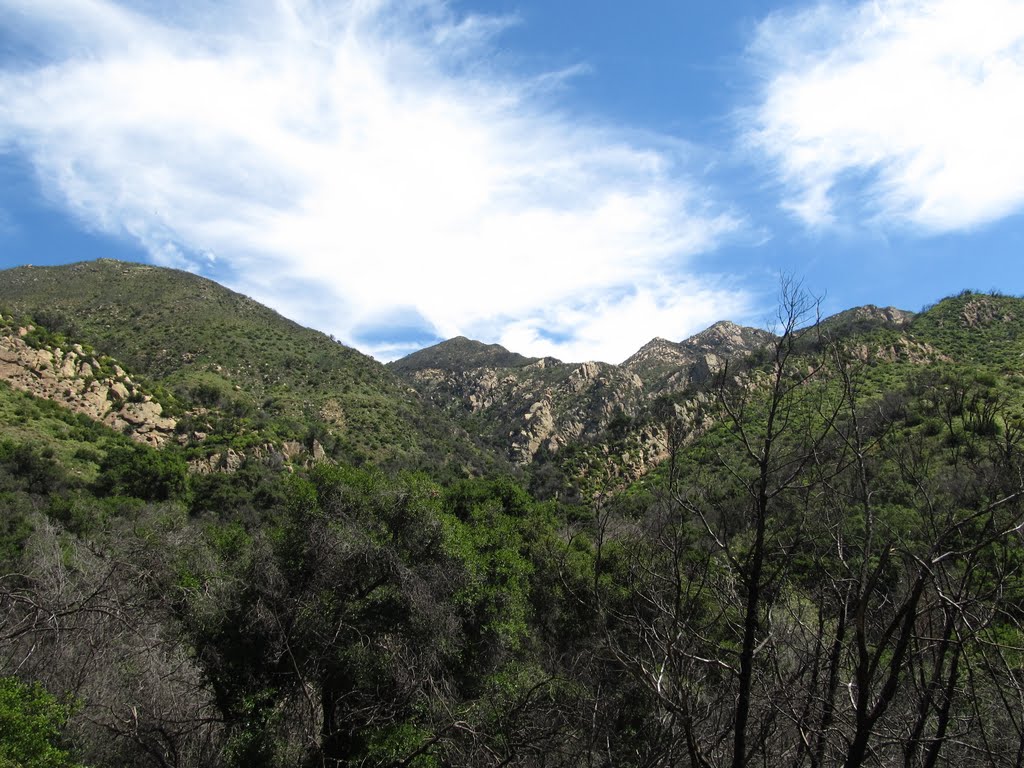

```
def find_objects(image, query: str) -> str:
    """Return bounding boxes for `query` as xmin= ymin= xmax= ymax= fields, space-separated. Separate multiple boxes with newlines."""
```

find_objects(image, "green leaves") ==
xmin=93 ymin=443 xmax=189 ymax=502
xmin=0 ymin=678 xmax=82 ymax=768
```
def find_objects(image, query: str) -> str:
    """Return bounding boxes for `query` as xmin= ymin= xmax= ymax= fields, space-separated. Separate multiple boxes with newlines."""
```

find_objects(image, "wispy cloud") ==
xmin=747 ymin=0 xmax=1024 ymax=232
xmin=0 ymin=0 xmax=743 ymax=362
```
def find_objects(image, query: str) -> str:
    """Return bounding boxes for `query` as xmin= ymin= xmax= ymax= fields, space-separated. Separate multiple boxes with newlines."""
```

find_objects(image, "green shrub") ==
xmin=94 ymin=443 xmax=189 ymax=502
xmin=0 ymin=677 xmax=82 ymax=768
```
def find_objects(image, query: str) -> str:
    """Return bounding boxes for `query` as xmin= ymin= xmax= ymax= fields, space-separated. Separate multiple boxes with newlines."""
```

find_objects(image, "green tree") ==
xmin=94 ymin=443 xmax=188 ymax=502
xmin=0 ymin=677 xmax=82 ymax=768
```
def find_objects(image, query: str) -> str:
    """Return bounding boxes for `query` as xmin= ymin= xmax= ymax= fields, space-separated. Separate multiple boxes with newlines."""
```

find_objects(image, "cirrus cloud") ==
xmin=0 ymin=0 xmax=745 ymax=362
xmin=748 ymin=0 xmax=1024 ymax=232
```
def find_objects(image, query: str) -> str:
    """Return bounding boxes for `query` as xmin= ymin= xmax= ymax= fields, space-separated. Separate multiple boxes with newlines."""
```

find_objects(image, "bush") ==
xmin=0 ymin=677 xmax=82 ymax=768
xmin=94 ymin=443 xmax=189 ymax=502
xmin=0 ymin=441 xmax=67 ymax=495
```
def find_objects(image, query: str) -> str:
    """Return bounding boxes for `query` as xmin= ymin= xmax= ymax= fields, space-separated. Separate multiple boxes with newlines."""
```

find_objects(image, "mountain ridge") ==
xmin=0 ymin=259 xmax=504 ymax=476
xmin=4 ymin=259 xmax=1019 ymax=499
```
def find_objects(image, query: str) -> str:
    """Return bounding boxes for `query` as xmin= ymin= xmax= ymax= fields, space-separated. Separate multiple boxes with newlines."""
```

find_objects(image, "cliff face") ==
xmin=389 ymin=320 xmax=776 ymax=472
xmin=396 ymin=351 xmax=645 ymax=465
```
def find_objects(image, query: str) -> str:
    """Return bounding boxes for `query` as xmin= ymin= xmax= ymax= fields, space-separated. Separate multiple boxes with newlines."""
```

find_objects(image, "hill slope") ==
xmin=0 ymin=260 xmax=501 ymax=475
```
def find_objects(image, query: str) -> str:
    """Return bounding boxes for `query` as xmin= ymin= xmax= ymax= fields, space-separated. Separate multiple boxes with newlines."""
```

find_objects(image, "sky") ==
xmin=1 ymin=0 xmax=1023 ymax=363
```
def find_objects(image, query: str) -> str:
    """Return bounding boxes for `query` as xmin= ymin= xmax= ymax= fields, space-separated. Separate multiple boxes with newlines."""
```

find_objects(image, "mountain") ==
xmin=2 ymin=259 xmax=1016 ymax=498
xmin=390 ymin=336 xmax=536 ymax=373
xmin=386 ymin=318 xmax=782 ymax=498
xmin=3 ymin=266 xmax=1024 ymax=768
xmin=389 ymin=342 xmax=645 ymax=466
xmin=622 ymin=320 xmax=777 ymax=392
xmin=389 ymin=297 xmax=1024 ymax=496
xmin=0 ymin=260 xmax=503 ymax=476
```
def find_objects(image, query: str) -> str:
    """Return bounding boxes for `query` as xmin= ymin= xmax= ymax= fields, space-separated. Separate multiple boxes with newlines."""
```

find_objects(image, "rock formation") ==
xmin=0 ymin=323 xmax=176 ymax=447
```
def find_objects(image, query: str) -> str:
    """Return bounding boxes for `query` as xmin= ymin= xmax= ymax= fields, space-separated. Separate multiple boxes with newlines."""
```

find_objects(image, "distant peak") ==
xmin=684 ymin=320 xmax=774 ymax=347
xmin=819 ymin=305 xmax=915 ymax=332
xmin=389 ymin=335 xmax=536 ymax=373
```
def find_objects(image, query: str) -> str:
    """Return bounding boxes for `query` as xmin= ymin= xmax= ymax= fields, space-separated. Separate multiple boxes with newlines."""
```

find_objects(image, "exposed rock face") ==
xmin=623 ymin=321 xmax=777 ymax=393
xmin=960 ymin=297 xmax=1015 ymax=328
xmin=391 ymin=308 xmax=928 ymax=488
xmin=512 ymin=399 xmax=557 ymax=465
xmin=396 ymin=351 xmax=645 ymax=465
xmin=848 ymin=337 xmax=948 ymax=365
xmin=187 ymin=439 xmax=326 ymax=474
xmin=0 ymin=328 xmax=176 ymax=447
xmin=391 ymin=323 xmax=777 ymax=472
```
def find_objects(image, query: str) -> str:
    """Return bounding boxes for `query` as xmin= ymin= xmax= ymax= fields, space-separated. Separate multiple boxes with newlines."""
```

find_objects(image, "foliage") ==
xmin=94 ymin=443 xmax=189 ymax=502
xmin=0 ymin=677 xmax=82 ymax=768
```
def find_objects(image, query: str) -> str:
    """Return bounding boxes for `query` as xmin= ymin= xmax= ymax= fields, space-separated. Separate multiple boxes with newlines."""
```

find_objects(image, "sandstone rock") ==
xmin=189 ymin=455 xmax=219 ymax=475
xmin=0 ymin=332 xmax=180 ymax=448
xmin=223 ymin=449 xmax=244 ymax=472
xmin=567 ymin=362 xmax=601 ymax=393
xmin=120 ymin=401 xmax=176 ymax=432
xmin=511 ymin=400 xmax=555 ymax=464
xmin=81 ymin=385 xmax=109 ymax=418
xmin=312 ymin=439 xmax=326 ymax=462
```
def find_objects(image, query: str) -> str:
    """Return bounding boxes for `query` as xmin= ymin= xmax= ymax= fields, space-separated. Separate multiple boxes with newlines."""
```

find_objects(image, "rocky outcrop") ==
xmin=848 ymin=337 xmax=949 ymax=365
xmin=960 ymin=297 xmax=1015 ymax=328
xmin=392 ymin=321 xmax=776 ymax=472
xmin=817 ymin=305 xmax=916 ymax=336
xmin=623 ymin=321 xmax=776 ymax=393
xmin=392 ymin=307 xmax=935 ymax=489
xmin=511 ymin=399 xmax=556 ymax=464
xmin=187 ymin=438 xmax=329 ymax=474
xmin=0 ymin=326 xmax=176 ymax=447
xmin=401 ymin=357 xmax=645 ymax=465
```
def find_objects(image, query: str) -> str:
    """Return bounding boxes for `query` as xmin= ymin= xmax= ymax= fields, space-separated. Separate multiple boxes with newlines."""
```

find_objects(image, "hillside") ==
xmin=4 ymin=260 xmax=1016 ymax=500
xmin=2 ymin=275 xmax=1024 ymax=768
xmin=389 ymin=292 xmax=1024 ymax=497
xmin=389 ymin=316 xmax=780 ymax=495
xmin=0 ymin=260 xmax=503 ymax=476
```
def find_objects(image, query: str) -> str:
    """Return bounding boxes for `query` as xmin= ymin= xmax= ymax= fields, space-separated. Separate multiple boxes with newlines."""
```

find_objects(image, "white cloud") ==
xmin=748 ymin=0 xmax=1024 ymax=232
xmin=0 ymin=0 xmax=742 ymax=361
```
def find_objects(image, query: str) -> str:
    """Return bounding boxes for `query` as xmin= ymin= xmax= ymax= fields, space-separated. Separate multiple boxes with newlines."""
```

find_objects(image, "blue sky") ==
xmin=1 ymin=0 xmax=1023 ymax=363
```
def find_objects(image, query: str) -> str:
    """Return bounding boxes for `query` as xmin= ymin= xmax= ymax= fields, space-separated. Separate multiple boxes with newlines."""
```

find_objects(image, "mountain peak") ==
xmin=819 ymin=304 xmax=915 ymax=334
xmin=622 ymin=321 xmax=775 ymax=390
xmin=389 ymin=336 xmax=535 ymax=374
